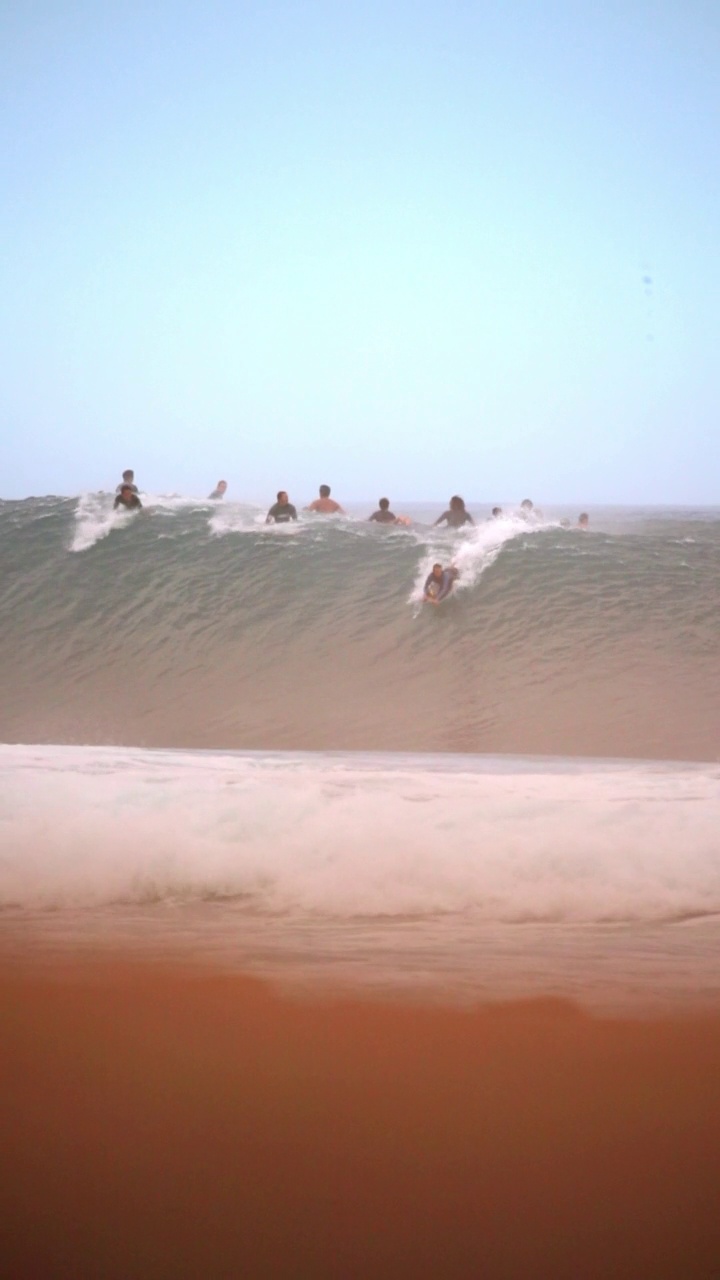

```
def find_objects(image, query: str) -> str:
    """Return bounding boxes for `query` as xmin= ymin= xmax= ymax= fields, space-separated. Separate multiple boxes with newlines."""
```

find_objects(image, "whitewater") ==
xmin=1 ymin=494 xmax=719 ymax=1009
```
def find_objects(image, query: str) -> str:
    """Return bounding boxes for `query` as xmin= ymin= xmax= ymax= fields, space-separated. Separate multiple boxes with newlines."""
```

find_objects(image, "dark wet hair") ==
xmin=319 ymin=485 xmax=331 ymax=497
xmin=492 ymin=507 xmax=502 ymax=517
xmin=379 ymin=498 xmax=390 ymax=509
xmin=120 ymin=484 xmax=132 ymax=493
xmin=521 ymin=498 xmax=533 ymax=510
xmin=450 ymin=495 xmax=465 ymax=509
xmin=122 ymin=469 xmax=134 ymax=480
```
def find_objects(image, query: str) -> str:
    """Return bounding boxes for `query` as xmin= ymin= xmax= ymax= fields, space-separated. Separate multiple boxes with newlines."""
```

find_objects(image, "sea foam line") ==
xmin=2 ymin=744 xmax=719 ymax=922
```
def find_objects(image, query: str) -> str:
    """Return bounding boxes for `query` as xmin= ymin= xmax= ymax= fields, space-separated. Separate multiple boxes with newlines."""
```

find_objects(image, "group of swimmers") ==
xmin=113 ymin=469 xmax=590 ymax=604
xmin=115 ymin=473 xmax=589 ymax=529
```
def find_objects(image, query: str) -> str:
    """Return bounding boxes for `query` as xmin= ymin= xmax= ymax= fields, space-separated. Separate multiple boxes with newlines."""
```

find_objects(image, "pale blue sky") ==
xmin=1 ymin=1 xmax=718 ymax=502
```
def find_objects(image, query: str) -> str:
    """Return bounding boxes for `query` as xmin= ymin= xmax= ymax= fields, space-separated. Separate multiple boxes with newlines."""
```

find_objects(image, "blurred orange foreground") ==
xmin=2 ymin=958 xmax=720 ymax=1279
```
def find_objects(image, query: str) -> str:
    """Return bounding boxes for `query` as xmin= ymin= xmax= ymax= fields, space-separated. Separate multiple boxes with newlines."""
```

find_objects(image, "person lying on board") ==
xmin=114 ymin=485 xmax=142 ymax=511
xmin=266 ymin=491 xmax=298 ymax=523
xmin=423 ymin=564 xmax=459 ymax=604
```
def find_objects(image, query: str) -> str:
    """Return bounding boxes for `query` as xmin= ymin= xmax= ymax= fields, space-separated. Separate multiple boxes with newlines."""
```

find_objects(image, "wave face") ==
xmin=1 ymin=495 xmax=719 ymax=760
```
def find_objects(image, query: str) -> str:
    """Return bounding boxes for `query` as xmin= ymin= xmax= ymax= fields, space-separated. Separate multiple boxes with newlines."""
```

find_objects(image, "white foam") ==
xmin=70 ymin=493 xmax=138 ymax=552
xmin=409 ymin=513 xmax=542 ymax=604
xmin=1 ymin=745 xmax=718 ymax=924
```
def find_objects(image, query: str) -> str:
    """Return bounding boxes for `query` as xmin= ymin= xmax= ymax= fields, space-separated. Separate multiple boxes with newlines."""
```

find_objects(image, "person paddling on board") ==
xmin=423 ymin=563 xmax=459 ymax=605
xmin=266 ymin=491 xmax=298 ymax=523
xmin=114 ymin=484 xmax=142 ymax=511
xmin=116 ymin=469 xmax=139 ymax=495
xmin=305 ymin=484 xmax=344 ymax=514
xmin=434 ymin=496 xmax=474 ymax=528
xmin=208 ymin=480 xmax=228 ymax=499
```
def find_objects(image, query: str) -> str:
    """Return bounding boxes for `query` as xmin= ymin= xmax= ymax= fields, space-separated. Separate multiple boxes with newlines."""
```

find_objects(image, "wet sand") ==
xmin=2 ymin=958 xmax=720 ymax=1279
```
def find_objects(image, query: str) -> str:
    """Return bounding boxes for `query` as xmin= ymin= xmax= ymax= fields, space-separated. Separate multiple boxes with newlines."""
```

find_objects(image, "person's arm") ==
xmin=289 ymin=506 xmax=298 ymax=520
xmin=423 ymin=573 xmax=439 ymax=603
xmin=465 ymin=512 xmax=475 ymax=525
xmin=113 ymin=496 xmax=122 ymax=509
xmin=265 ymin=506 xmax=276 ymax=524
xmin=433 ymin=512 xmax=449 ymax=526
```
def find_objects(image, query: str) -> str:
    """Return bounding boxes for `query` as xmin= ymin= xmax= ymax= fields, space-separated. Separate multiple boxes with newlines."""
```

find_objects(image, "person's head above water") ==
xmin=449 ymin=495 xmax=466 ymax=510
xmin=122 ymin=469 xmax=134 ymax=482
xmin=578 ymin=512 xmax=589 ymax=528
xmin=319 ymin=484 xmax=331 ymax=498
xmin=520 ymin=499 xmax=533 ymax=511
xmin=277 ymin=490 xmax=289 ymax=503
xmin=120 ymin=484 xmax=133 ymax=495
xmin=431 ymin=563 xmax=443 ymax=578
xmin=492 ymin=507 xmax=502 ymax=518
xmin=215 ymin=480 xmax=227 ymax=494
xmin=378 ymin=498 xmax=390 ymax=510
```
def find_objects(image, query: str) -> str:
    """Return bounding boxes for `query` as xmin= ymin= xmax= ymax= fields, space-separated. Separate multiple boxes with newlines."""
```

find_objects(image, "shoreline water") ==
xmin=3 ymin=744 xmax=719 ymax=1015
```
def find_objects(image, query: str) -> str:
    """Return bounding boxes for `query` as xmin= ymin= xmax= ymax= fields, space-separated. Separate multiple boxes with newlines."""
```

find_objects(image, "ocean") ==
xmin=2 ymin=493 xmax=719 ymax=1010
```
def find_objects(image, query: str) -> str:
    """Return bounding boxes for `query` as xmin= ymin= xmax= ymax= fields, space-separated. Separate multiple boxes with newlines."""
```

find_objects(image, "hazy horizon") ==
xmin=2 ymin=1 xmax=719 ymax=503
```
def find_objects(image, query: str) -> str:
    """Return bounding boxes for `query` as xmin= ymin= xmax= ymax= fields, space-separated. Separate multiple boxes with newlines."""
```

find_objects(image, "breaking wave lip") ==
xmin=408 ymin=512 xmax=544 ymax=604
xmin=70 ymin=491 xmax=253 ymax=552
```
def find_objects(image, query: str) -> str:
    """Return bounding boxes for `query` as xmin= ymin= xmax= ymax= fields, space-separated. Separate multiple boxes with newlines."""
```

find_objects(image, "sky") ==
xmin=1 ymin=0 xmax=719 ymax=503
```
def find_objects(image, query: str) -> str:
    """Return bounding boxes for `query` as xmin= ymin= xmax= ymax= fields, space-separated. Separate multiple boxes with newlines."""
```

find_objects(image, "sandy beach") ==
xmin=2 ymin=956 xmax=719 ymax=1279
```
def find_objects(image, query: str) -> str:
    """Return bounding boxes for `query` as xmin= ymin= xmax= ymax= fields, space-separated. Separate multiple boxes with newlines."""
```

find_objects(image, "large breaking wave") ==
xmin=1 ymin=494 xmax=718 ymax=760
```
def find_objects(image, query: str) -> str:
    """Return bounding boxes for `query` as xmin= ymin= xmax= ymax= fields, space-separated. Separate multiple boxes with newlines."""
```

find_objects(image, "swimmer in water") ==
xmin=491 ymin=507 xmax=503 ymax=518
xmin=116 ymin=469 xmax=139 ymax=495
xmin=578 ymin=512 xmax=589 ymax=529
xmin=434 ymin=496 xmax=474 ymax=529
xmin=520 ymin=498 xmax=544 ymax=520
xmin=423 ymin=563 xmax=459 ymax=604
xmin=266 ymin=490 xmax=298 ymax=523
xmin=114 ymin=485 xmax=142 ymax=511
xmin=306 ymin=484 xmax=344 ymax=514
xmin=208 ymin=480 xmax=228 ymax=499
xmin=369 ymin=498 xmax=400 ymax=524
